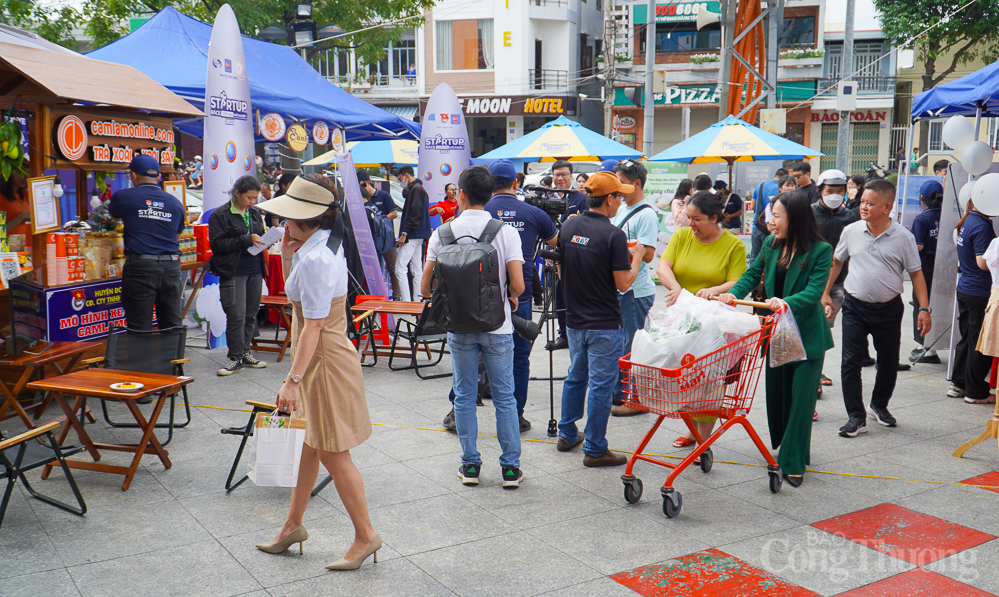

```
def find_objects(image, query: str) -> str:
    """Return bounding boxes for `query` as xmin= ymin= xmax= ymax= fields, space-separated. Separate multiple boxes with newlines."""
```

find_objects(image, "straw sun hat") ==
xmin=256 ymin=175 xmax=340 ymax=221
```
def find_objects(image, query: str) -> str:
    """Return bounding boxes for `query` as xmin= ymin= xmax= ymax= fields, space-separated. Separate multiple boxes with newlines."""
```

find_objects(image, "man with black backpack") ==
xmin=420 ymin=166 xmax=526 ymax=488
xmin=356 ymin=170 xmax=402 ymax=298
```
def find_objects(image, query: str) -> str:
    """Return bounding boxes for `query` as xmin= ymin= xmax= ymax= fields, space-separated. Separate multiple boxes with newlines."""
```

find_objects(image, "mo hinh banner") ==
xmin=419 ymin=83 xmax=470 ymax=230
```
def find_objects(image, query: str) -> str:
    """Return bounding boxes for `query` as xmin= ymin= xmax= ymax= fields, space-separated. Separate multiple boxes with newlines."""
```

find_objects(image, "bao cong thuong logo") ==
xmin=225 ymin=141 xmax=237 ymax=162
xmin=208 ymin=91 xmax=248 ymax=121
xmin=422 ymin=171 xmax=433 ymax=181
xmin=439 ymin=163 xmax=452 ymax=176
xmin=208 ymin=154 xmax=219 ymax=169
xmin=242 ymin=156 xmax=252 ymax=171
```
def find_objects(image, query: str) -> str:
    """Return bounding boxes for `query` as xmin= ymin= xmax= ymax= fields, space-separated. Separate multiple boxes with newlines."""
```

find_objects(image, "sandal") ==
xmin=820 ymin=374 xmax=833 ymax=386
xmin=673 ymin=436 xmax=696 ymax=448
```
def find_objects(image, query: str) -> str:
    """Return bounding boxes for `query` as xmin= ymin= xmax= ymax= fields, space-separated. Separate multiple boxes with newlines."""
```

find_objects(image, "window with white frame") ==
xmin=435 ymin=19 xmax=494 ymax=71
xmin=988 ymin=118 xmax=999 ymax=150
xmin=928 ymin=121 xmax=954 ymax=153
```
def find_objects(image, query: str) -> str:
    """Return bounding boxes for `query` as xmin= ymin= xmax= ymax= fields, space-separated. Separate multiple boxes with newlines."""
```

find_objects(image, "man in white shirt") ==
xmin=421 ymin=166 xmax=526 ymax=488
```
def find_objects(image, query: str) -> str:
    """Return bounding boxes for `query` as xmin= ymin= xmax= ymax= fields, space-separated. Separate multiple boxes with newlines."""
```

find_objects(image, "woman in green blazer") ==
xmin=720 ymin=190 xmax=834 ymax=486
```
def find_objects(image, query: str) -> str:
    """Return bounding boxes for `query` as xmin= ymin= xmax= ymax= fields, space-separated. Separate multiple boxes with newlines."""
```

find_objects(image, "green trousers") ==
xmin=764 ymin=355 xmax=824 ymax=475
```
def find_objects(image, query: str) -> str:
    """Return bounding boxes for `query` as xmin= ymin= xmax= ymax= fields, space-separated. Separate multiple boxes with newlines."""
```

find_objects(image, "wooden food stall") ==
xmin=0 ymin=40 xmax=203 ymax=389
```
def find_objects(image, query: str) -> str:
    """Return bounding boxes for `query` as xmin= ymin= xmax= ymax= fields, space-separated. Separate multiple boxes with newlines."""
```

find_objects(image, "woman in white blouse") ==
xmin=253 ymin=174 xmax=380 ymax=571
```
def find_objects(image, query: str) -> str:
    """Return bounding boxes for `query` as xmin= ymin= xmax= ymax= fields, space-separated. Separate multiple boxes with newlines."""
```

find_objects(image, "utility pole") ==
xmin=603 ymin=0 xmax=616 ymax=138
xmin=765 ymin=0 xmax=784 ymax=110
xmin=717 ymin=0 xmax=737 ymax=119
xmin=642 ymin=0 xmax=655 ymax=155
xmin=836 ymin=0 xmax=856 ymax=173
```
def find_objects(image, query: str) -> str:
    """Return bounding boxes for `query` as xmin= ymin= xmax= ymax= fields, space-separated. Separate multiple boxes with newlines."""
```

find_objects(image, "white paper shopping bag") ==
xmin=247 ymin=412 xmax=306 ymax=487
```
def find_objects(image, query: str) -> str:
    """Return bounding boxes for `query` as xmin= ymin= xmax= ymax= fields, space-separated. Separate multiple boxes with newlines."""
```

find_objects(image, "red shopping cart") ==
xmin=619 ymin=298 xmax=781 ymax=518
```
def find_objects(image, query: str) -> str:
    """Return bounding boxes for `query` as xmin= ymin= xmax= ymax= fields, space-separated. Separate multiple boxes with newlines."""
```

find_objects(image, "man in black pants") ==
xmin=821 ymin=180 xmax=932 ymax=437
xmin=110 ymin=154 xmax=186 ymax=332
xmin=549 ymin=160 xmax=587 ymax=350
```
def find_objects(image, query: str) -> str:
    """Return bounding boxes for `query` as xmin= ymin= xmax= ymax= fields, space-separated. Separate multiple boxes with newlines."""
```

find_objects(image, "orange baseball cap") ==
xmin=584 ymin=171 xmax=634 ymax=197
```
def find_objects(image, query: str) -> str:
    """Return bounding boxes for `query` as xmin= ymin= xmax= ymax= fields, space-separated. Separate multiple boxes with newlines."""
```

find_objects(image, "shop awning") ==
xmin=86 ymin=7 xmax=420 ymax=141
xmin=0 ymin=40 xmax=201 ymax=117
xmin=380 ymin=105 xmax=418 ymax=121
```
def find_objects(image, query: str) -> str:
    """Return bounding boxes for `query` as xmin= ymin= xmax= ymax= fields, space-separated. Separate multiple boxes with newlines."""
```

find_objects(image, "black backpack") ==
xmin=364 ymin=203 xmax=395 ymax=255
xmin=428 ymin=219 xmax=506 ymax=334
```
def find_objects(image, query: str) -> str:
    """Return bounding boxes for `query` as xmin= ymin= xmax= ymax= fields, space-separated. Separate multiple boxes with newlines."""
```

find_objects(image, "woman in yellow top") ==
xmin=656 ymin=191 xmax=747 ymax=448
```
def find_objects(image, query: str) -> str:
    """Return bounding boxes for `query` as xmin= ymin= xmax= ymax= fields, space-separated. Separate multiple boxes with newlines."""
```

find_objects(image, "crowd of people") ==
xmin=104 ymin=150 xmax=999 ymax=571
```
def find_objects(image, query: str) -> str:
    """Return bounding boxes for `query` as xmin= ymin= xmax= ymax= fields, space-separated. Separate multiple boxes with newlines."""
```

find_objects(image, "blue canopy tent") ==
xmin=903 ymin=59 xmax=999 ymax=222
xmin=87 ymin=7 xmax=420 ymax=142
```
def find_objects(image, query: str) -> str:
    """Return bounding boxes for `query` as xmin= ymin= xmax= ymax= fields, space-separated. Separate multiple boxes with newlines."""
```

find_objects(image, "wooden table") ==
xmin=27 ymin=369 xmax=194 ymax=491
xmin=0 ymin=341 xmax=102 ymax=429
xmin=181 ymin=260 xmax=209 ymax=320
xmin=251 ymin=295 xmax=293 ymax=362
xmin=349 ymin=300 xmax=430 ymax=364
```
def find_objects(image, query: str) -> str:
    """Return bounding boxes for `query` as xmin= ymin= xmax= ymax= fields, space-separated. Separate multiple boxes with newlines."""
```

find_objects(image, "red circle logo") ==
xmin=57 ymin=115 xmax=88 ymax=161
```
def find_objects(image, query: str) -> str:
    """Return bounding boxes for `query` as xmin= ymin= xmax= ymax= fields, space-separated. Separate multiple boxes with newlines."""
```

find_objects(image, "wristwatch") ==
xmin=286 ymin=373 xmax=302 ymax=383
xmin=919 ymin=307 xmax=932 ymax=314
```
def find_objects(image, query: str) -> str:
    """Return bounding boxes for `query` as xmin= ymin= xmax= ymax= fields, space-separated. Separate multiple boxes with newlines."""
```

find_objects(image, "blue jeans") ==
xmin=448 ymin=332 xmax=520 ymax=468
xmin=512 ymin=298 xmax=533 ymax=416
xmin=559 ymin=327 xmax=623 ymax=457
xmin=614 ymin=292 xmax=655 ymax=402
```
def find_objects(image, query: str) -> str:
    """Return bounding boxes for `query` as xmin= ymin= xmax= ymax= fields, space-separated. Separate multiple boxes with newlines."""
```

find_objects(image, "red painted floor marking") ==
xmin=961 ymin=471 xmax=999 ymax=495
xmin=610 ymin=549 xmax=819 ymax=597
xmin=811 ymin=503 xmax=996 ymax=565
xmin=837 ymin=568 xmax=995 ymax=596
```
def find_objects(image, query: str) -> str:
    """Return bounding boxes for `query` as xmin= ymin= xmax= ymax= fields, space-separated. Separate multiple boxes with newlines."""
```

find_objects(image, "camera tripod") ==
xmin=529 ymin=243 xmax=566 ymax=437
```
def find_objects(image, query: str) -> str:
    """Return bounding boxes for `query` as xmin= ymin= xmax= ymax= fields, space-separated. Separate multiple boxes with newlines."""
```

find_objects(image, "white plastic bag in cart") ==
xmin=769 ymin=304 xmax=808 ymax=368
xmin=247 ymin=411 xmax=306 ymax=487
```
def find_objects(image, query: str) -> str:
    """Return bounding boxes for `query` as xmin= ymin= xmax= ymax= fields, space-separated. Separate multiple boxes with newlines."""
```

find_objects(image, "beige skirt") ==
xmin=976 ymin=285 xmax=999 ymax=358
xmin=290 ymin=295 xmax=372 ymax=452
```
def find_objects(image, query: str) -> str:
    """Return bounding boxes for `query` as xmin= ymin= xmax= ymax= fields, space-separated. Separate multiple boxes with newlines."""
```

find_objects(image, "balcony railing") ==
xmin=818 ymin=76 xmax=897 ymax=95
xmin=531 ymin=0 xmax=568 ymax=6
xmin=529 ymin=69 xmax=567 ymax=91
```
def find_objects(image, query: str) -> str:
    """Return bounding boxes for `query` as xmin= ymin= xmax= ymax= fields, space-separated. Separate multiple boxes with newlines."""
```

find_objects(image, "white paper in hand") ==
xmin=248 ymin=226 xmax=283 ymax=255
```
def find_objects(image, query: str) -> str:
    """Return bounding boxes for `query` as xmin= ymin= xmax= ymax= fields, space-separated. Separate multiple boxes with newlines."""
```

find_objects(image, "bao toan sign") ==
xmin=810 ymin=109 xmax=890 ymax=123
xmin=50 ymin=107 xmax=175 ymax=172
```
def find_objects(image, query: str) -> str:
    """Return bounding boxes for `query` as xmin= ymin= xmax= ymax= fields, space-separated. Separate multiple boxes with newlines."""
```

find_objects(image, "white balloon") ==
xmin=959 ymin=180 xmax=975 ymax=212
xmin=971 ymin=172 xmax=999 ymax=216
xmin=942 ymin=115 xmax=976 ymax=150
xmin=960 ymin=141 xmax=994 ymax=176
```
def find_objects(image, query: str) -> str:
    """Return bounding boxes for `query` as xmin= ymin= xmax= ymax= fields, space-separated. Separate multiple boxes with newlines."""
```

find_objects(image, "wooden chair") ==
xmin=0 ymin=421 xmax=86 ymax=529
xmin=221 ymin=400 xmax=331 ymax=497
xmin=82 ymin=325 xmax=191 ymax=447
xmin=388 ymin=301 xmax=451 ymax=379
xmin=251 ymin=295 xmax=293 ymax=362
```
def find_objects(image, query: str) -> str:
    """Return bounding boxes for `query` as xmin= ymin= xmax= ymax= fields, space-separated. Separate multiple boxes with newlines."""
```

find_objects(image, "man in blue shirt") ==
xmin=486 ymin=160 xmax=558 ymax=432
xmin=609 ymin=159 xmax=660 ymax=416
xmin=356 ymin=170 xmax=402 ymax=299
xmin=750 ymin=168 xmax=786 ymax=262
xmin=109 ymin=154 xmax=186 ymax=332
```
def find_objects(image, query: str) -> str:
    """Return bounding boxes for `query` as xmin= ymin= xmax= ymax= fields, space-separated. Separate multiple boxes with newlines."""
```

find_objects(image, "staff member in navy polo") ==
xmin=486 ymin=160 xmax=558 ymax=432
xmin=950 ymin=199 xmax=997 ymax=404
xmin=109 ymin=154 xmax=186 ymax=331
xmin=550 ymin=160 xmax=587 ymax=350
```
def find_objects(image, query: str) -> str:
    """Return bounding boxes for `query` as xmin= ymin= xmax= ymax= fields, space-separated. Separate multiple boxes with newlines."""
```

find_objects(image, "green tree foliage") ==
xmin=2 ymin=0 xmax=431 ymax=66
xmin=873 ymin=0 xmax=999 ymax=149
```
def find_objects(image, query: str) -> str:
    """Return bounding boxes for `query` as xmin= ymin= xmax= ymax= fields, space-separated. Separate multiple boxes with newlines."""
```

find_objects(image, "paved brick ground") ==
xmin=2 ymin=284 xmax=997 ymax=596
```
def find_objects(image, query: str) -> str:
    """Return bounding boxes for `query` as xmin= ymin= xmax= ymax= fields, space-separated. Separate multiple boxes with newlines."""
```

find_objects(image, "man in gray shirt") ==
xmin=821 ymin=179 xmax=932 ymax=438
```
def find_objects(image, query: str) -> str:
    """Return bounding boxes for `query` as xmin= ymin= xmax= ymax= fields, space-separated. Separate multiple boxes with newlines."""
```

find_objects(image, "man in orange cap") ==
xmin=554 ymin=171 xmax=645 ymax=467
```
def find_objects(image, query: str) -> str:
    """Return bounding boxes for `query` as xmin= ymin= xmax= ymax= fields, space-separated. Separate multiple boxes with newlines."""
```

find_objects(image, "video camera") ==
xmin=523 ymin=185 xmax=571 ymax=220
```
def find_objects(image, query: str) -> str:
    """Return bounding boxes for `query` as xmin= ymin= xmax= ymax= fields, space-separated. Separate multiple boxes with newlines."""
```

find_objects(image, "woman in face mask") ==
xmin=846 ymin=175 xmax=865 ymax=212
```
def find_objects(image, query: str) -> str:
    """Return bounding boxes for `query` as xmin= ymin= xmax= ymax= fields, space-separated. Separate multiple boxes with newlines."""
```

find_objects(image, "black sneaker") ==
xmin=501 ymin=466 xmax=523 ymax=488
xmin=457 ymin=464 xmax=480 ymax=485
xmin=443 ymin=408 xmax=456 ymax=431
xmin=838 ymin=417 xmax=868 ymax=438
xmin=217 ymin=358 xmax=243 ymax=376
xmin=519 ymin=416 xmax=531 ymax=433
xmin=547 ymin=335 xmax=569 ymax=351
xmin=241 ymin=352 xmax=267 ymax=368
xmin=868 ymin=406 xmax=897 ymax=427
xmin=862 ymin=357 xmax=876 ymax=367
